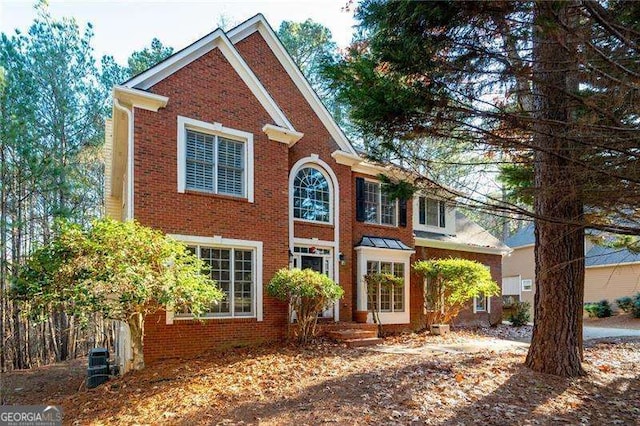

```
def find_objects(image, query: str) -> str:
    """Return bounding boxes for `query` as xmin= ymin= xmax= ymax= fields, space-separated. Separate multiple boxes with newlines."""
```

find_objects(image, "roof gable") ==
xmin=123 ymin=29 xmax=294 ymax=131
xmin=227 ymin=14 xmax=357 ymax=155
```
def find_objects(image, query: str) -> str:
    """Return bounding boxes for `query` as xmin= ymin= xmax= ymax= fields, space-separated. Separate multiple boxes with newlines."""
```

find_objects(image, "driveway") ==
xmin=583 ymin=326 xmax=640 ymax=340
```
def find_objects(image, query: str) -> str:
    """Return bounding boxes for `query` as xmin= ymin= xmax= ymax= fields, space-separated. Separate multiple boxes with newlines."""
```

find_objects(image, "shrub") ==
xmin=508 ymin=301 xmax=531 ymax=327
xmin=584 ymin=300 xmax=613 ymax=318
xmin=615 ymin=296 xmax=634 ymax=313
xmin=267 ymin=268 xmax=344 ymax=344
xmin=632 ymin=294 xmax=640 ymax=318
xmin=413 ymin=258 xmax=500 ymax=327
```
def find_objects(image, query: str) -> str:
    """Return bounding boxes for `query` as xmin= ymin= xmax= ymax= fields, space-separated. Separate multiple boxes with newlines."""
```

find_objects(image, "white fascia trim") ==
xmin=262 ymin=124 xmax=304 ymax=146
xmin=124 ymin=29 xmax=293 ymax=131
xmin=177 ymin=116 xmax=254 ymax=203
xmin=167 ymin=234 xmax=264 ymax=322
xmin=586 ymin=261 xmax=640 ymax=269
xmin=228 ymin=15 xmax=357 ymax=155
xmin=113 ymin=86 xmax=168 ymax=111
xmin=414 ymin=237 xmax=511 ymax=256
xmin=331 ymin=150 xmax=415 ymax=180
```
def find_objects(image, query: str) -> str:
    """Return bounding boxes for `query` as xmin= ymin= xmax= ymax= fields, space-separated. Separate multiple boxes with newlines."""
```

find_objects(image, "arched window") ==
xmin=293 ymin=166 xmax=331 ymax=222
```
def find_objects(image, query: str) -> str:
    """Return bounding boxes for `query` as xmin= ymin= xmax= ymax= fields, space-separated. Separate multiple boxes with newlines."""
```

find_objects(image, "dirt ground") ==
xmin=584 ymin=313 xmax=640 ymax=329
xmin=3 ymin=329 xmax=639 ymax=425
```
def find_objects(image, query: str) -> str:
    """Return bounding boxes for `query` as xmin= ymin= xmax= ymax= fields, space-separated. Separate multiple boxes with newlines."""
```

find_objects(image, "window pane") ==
xmin=380 ymin=285 xmax=391 ymax=312
xmin=234 ymin=250 xmax=253 ymax=315
xmin=393 ymin=263 xmax=404 ymax=311
xmin=475 ymin=296 xmax=487 ymax=312
xmin=207 ymin=248 xmax=231 ymax=314
xmin=293 ymin=167 xmax=330 ymax=222
xmin=185 ymin=130 xmax=215 ymax=191
xmin=426 ymin=198 xmax=439 ymax=226
xmin=217 ymin=137 xmax=244 ymax=196
xmin=366 ymin=261 xmax=379 ymax=311
xmin=380 ymin=190 xmax=396 ymax=225
xmin=364 ymin=181 xmax=379 ymax=223
xmin=419 ymin=197 xmax=426 ymax=225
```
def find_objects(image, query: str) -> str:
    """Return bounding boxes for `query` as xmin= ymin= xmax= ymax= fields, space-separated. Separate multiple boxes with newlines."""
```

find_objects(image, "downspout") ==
xmin=112 ymin=98 xmax=134 ymax=374
xmin=113 ymin=98 xmax=134 ymax=220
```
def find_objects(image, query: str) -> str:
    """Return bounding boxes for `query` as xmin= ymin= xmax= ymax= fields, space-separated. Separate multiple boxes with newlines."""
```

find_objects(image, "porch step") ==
xmin=326 ymin=329 xmax=378 ymax=341
xmin=344 ymin=337 xmax=384 ymax=348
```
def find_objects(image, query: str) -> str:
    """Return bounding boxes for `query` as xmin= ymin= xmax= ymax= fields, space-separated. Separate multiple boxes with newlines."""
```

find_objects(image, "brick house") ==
xmin=104 ymin=14 xmax=510 ymax=371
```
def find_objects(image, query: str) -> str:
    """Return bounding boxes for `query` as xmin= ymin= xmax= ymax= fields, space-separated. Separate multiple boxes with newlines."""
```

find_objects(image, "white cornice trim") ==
xmin=414 ymin=237 xmax=511 ymax=256
xmin=228 ymin=15 xmax=358 ymax=155
xmin=331 ymin=150 xmax=416 ymax=181
xmin=113 ymin=86 xmax=168 ymax=112
xmin=262 ymin=124 xmax=304 ymax=146
xmin=122 ymin=28 xmax=295 ymax=131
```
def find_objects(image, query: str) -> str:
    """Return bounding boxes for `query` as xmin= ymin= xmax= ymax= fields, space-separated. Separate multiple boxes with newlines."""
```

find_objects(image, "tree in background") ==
xmin=327 ymin=0 xmax=640 ymax=377
xmin=277 ymin=20 xmax=354 ymax=138
xmin=12 ymin=219 xmax=222 ymax=371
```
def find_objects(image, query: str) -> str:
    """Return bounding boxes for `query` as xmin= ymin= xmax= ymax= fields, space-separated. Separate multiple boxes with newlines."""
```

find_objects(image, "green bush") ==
xmin=615 ymin=296 xmax=634 ymax=313
xmin=584 ymin=300 xmax=613 ymax=318
xmin=267 ymin=268 xmax=344 ymax=344
xmin=508 ymin=301 xmax=531 ymax=327
xmin=632 ymin=294 xmax=640 ymax=318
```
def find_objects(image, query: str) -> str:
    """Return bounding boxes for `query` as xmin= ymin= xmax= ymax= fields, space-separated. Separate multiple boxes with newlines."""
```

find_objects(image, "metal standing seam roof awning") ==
xmin=355 ymin=236 xmax=413 ymax=251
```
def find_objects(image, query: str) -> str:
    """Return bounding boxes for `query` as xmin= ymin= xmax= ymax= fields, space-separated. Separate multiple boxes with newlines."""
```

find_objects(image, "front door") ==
xmin=294 ymin=250 xmax=334 ymax=318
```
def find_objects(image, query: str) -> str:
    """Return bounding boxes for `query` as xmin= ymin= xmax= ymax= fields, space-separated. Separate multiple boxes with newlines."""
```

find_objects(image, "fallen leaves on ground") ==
xmin=4 ymin=331 xmax=640 ymax=425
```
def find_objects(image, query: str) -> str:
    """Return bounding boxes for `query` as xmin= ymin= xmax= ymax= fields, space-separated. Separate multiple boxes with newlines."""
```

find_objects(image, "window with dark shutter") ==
xmin=439 ymin=201 xmax=446 ymax=228
xmin=419 ymin=197 xmax=426 ymax=225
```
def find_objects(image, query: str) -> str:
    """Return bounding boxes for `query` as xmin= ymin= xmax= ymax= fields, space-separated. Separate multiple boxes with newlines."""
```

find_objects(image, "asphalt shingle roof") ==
xmin=506 ymin=224 xmax=640 ymax=266
xmin=414 ymin=212 xmax=510 ymax=252
xmin=356 ymin=236 xmax=413 ymax=251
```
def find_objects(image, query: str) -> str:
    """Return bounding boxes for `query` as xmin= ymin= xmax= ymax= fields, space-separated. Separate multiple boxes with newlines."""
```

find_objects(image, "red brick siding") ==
xmin=236 ymin=33 xmax=357 ymax=322
xmin=133 ymin=46 xmax=293 ymax=363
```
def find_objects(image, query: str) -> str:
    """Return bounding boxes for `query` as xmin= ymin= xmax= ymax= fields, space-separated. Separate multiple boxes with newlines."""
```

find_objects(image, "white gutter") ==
xmin=414 ymin=237 xmax=511 ymax=256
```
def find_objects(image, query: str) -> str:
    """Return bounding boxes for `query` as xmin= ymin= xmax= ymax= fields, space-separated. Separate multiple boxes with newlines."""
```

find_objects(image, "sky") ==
xmin=1 ymin=0 xmax=358 ymax=64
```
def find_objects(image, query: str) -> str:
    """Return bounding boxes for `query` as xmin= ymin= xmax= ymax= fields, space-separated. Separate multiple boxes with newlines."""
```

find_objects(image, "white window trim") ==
xmin=366 ymin=260 xmax=406 ymax=314
xmin=165 ymin=234 xmax=263 ymax=323
xmin=363 ymin=179 xmax=399 ymax=227
xmin=355 ymin=246 xmax=414 ymax=325
xmin=291 ymin=163 xmax=334 ymax=225
xmin=177 ymin=116 xmax=254 ymax=203
xmin=521 ymin=278 xmax=533 ymax=292
xmin=419 ymin=196 xmax=445 ymax=228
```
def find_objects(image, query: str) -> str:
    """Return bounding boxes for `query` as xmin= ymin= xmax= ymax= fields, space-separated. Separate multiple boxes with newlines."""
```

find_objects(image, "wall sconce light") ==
xmin=339 ymin=252 xmax=346 ymax=266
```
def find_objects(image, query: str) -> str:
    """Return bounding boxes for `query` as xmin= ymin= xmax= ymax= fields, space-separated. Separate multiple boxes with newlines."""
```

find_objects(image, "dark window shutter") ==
xmin=399 ymin=198 xmax=407 ymax=227
xmin=439 ymin=202 xmax=446 ymax=227
xmin=355 ymin=177 xmax=365 ymax=222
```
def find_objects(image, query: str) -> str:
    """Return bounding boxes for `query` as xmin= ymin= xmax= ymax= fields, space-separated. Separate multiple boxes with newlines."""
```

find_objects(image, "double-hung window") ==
xmin=179 ymin=245 xmax=255 ymax=318
xmin=178 ymin=116 xmax=253 ymax=201
xmin=418 ymin=197 xmax=446 ymax=228
xmin=366 ymin=260 xmax=405 ymax=312
xmin=473 ymin=265 xmax=491 ymax=313
xmin=364 ymin=181 xmax=397 ymax=226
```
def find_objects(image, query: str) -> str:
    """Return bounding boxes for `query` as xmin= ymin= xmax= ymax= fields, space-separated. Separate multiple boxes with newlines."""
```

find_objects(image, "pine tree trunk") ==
xmin=525 ymin=1 xmax=586 ymax=377
xmin=128 ymin=313 xmax=145 ymax=371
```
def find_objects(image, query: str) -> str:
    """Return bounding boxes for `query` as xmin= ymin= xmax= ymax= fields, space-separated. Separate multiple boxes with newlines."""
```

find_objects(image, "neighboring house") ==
xmin=503 ymin=224 xmax=640 ymax=317
xmin=103 ymin=14 xmax=511 ymax=371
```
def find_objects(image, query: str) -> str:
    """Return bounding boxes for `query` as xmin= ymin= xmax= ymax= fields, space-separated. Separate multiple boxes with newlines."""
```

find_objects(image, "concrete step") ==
xmin=344 ymin=337 xmax=384 ymax=348
xmin=327 ymin=329 xmax=378 ymax=341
